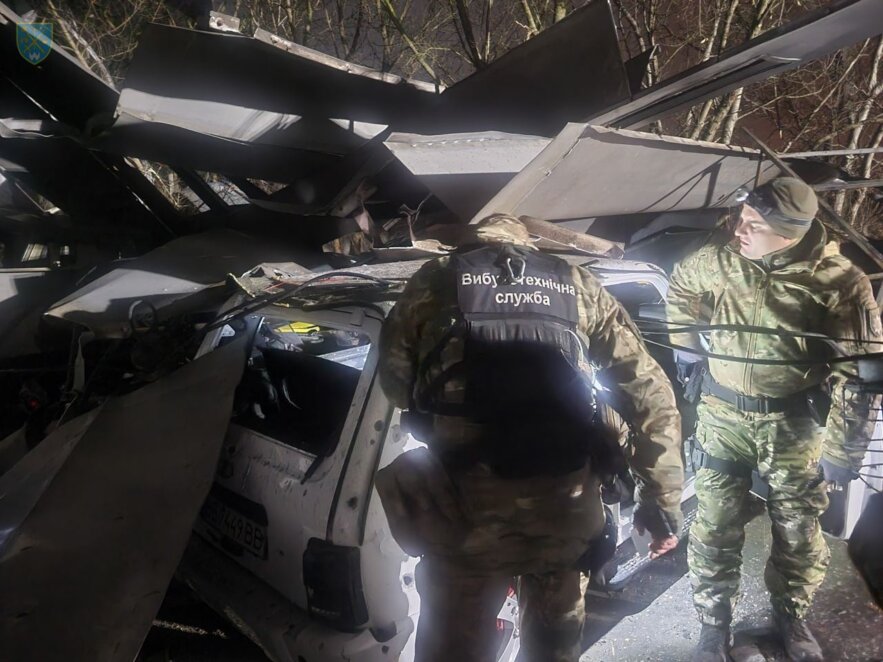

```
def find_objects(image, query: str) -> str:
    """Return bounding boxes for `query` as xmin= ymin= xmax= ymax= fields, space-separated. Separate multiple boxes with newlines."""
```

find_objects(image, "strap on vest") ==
xmin=690 ymin=438 xmax=754 ymax=480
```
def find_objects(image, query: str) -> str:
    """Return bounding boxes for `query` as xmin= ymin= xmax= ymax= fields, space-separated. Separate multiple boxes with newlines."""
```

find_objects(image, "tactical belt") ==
xmin=701 ymin=374 xmax=811 ymax=414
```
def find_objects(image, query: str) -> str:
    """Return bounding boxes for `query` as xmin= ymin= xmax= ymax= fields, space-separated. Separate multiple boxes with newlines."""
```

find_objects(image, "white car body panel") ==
xmin=188 ymin=297 xmax=520 ymax=661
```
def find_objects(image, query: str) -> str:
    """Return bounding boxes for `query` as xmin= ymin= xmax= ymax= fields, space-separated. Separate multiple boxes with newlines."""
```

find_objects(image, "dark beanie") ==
xmin=746 ymin=177 xmax=818 ymax=239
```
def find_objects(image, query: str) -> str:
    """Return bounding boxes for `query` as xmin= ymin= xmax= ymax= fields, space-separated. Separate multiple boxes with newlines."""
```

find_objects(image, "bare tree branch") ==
xmin=449 ymin=0 xmax=484 ymax=69
xmin=46 ymin=0 xmax=115 ymax=86
xmin=520 ymin=0 xmax=540 ymax=38
xmin=840 ymin=36 xmax=883 ymax=214
xmin=783 ymin=44 xmax=867 ymax=151
xmin=377 ymin=0 xmax=440 ymax=82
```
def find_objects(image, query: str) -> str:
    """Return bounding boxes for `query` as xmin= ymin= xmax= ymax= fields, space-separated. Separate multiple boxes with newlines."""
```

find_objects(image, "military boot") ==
xmin=692 ymin=624 xmax=731 ymax=662
xmin=773 ymin=611 xmax=823 ymax=662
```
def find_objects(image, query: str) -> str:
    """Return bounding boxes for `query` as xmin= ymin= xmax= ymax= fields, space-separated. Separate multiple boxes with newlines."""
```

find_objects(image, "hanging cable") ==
xmin=858 ymin=474 xmax=883 ymax=493
xmin=640 ymin=335 xmax=883 ymax=368
xmin=633 ymin=317 xmax=883 ymax=347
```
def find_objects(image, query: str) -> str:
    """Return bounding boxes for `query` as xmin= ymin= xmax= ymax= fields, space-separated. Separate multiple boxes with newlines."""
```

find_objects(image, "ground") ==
xmin=581 ymin=498 xmax=883 ymax=662
xmin=136 ymin=582 xmax=267 ymax=662
xmin=139 ymin=497 xmax=882 ymax=661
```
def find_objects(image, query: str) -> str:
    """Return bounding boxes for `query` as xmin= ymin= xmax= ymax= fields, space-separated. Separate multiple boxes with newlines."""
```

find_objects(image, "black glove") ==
xmin=633 ymin=502 xmax=683 ymax=540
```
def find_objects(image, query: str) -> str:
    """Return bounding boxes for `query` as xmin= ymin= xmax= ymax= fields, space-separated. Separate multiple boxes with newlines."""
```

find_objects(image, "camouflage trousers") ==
xmin=415 ymin=559 xmax=590 ymax=662
xmin=689 ymin=399 xmax=831 ymax=627
xmin=377 ymin=450 xmax=603 ymax=661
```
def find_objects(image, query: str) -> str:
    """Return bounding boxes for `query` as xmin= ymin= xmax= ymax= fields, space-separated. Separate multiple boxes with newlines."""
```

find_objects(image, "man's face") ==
xmin=733 ymin=204 xmax=797 ymax=259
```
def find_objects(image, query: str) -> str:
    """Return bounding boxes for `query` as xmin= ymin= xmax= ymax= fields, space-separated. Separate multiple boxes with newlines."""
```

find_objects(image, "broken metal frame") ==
xmin=813 ymin=179 xmax=883 ymax=192
xmin=174 ymin=169 xmax=230 ymax=214
xmin=519 ymin=215 xmax=623 ymax=258
xmin=467 ymin=123 xmax=777 ymax=223
xmin=742 ymin=129 xmax=883 ymax=306
xmin=422 ymin=0 xmax=629 ymax=137
xmin=252 ymin=27 xmax=438 ymax=93
xmin=0 ymin=2 xmax=185 ymax=244
xmin=589 ymin=0 xmax=883 ymax=130
xmin=782 ymin=147 xmax=883 ymax=159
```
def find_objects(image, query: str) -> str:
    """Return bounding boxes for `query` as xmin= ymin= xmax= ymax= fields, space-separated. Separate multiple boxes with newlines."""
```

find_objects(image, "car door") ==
xmin=193 ymin=305 xmax=383 ymax=610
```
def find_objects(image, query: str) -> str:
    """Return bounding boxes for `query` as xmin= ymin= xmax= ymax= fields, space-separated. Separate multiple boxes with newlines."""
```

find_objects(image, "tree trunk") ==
xmin=839 ymin=36 xmax=883 ymax=216
xmin=553 ymin=0 xmax=567 ymax=23
xmin=721 ymin=87 xmax=744 ymax=143
xmin=520 ymin=0 xmax=540 ymax=38
xmin=451 ymin=0 xmax=484 ymax=69
xmin=688 ymin=0 xmax=740 ymax=140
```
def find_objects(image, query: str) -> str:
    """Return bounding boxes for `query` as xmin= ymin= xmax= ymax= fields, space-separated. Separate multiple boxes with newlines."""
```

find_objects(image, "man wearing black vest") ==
xmin=376 ymin=214 xmax=683 ymax=661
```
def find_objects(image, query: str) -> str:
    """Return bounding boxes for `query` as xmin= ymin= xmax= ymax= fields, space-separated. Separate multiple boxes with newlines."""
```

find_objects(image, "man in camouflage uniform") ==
xmin=376 ymin=214 xmax=684 ymax=662
xmin=667 ymin=177 xmax=882 ymax=661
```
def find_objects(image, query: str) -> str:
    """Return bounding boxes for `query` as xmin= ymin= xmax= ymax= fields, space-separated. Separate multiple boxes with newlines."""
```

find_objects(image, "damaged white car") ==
xmin=177 ymin=254 xmax=683 ymax=662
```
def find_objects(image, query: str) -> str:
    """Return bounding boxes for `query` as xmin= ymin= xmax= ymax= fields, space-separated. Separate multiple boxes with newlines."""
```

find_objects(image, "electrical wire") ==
xmin=634 ymin=317 xmax=883 ymax=346
xmin=208 ymin=272 xmax=394 ymax=332
xmin=858 ymin=473 xmax=883 ymax=481
xmin=641 ymin=335 xmax=883 ymax=368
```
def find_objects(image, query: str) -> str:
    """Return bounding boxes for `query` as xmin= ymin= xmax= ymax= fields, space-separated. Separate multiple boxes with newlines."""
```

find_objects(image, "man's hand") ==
xmin=633 ymin=502 xmax=683 ymax=559
xmin=648 ymin=535 xmax=679 ymax=559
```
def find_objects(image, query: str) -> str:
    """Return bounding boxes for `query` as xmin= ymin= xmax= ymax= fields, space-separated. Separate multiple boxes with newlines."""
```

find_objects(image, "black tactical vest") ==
xmin=415 ymin=243 xmax=591 ymax=420
xmin=412 ymin=243 xmax=622 ymax=479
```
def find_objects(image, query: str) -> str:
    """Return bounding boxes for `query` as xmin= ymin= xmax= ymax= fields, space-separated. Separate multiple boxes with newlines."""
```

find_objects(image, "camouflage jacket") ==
xmin=379 ymin=217 xmax=684 ymax=516
xmin=667 ymin=220 xmax=883 ymax=470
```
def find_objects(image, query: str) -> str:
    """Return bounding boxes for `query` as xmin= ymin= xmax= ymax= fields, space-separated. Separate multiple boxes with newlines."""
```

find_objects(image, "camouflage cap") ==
xmin=747 ymin=177 xmax=818 ymax=239
xmin=473 ymin=213 xmax=534 ymax=246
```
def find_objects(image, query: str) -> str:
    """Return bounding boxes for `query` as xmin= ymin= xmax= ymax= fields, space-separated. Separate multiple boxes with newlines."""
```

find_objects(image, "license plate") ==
xmin=200 ymin=491 xmax=268 ymax=560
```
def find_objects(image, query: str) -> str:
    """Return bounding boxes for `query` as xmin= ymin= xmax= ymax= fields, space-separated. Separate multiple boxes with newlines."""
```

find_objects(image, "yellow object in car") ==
xmin=275 ymin=321 xmax=321 ymax=334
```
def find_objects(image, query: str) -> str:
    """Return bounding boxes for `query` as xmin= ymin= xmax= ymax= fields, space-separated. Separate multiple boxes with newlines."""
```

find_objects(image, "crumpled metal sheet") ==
xmin=114 ymin=22 xmax=435 ymax=143
xmin=0 ymin=5 xmax=179 ymax=241
xmin=0 ymin=408 xmax=101 ymax=556
xmin=591 ymin=0 xmax=883 ymax=130
xmin=422 ymin=0 xmax=628 ymax=136
xmin=101 ymin=0 xmax=625 ymax=184
xmin=0 ymin=338 xmax=246 ymax=662
xmin=470 ymin=124 xmax=777 ymax=222
xmin=0 ymin=3 xmax=117 ymax=132
xmin=45 ymin=229 xmax=294 ymax=338
xmin=384 ymin=131 xmax=551 ymax=221
xmin=95 ymin=114 xmax=342 ymax=182
xmin=0 ymin=268 xmax=86 ymax=359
